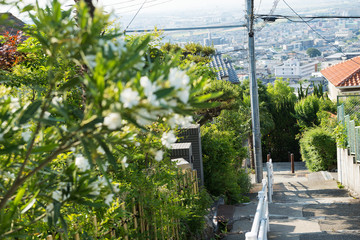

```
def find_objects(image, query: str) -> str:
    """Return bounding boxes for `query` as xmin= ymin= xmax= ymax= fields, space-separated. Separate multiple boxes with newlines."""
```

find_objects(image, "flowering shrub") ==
xmin=0 ymin=0 xmax=217 ymax=238
xmin=0 ymin=31 xmax=25 ymax=70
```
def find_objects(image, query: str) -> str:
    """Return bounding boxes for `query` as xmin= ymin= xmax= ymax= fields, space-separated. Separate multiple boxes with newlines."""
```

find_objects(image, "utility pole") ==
xmin=246 ymin=0 xmax=263 ymax=183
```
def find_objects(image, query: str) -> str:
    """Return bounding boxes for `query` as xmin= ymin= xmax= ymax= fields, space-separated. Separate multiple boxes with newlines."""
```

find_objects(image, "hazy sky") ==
xmin=3 ymin=0 xmax=282 ymax=17
xmin=1 ymin=0 xmax=339 ymax=24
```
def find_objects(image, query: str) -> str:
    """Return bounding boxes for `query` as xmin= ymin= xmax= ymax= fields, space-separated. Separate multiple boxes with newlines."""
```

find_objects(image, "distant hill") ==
xmin=0 ymin=12 xmax=25 ymax=36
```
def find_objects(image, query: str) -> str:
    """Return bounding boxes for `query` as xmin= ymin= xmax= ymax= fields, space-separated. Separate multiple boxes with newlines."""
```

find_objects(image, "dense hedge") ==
xmin=299 ymin=127 xmax=336 ymax=171
xmin=201 ymin=125 xmax=251 ymax=203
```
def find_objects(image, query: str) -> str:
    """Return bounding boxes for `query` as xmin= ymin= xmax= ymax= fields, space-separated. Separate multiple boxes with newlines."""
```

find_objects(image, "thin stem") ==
xmin=0 ymin=213 xmax=47 ymax=238
xmin=0 ymin=139 xmax=80 ymax=211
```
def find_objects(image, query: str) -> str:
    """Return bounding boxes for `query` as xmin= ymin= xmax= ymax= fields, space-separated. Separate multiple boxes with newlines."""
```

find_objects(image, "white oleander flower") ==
xmin=21 ymin=130 xmax=32 ymax=142
xmin=98 ymin=176 xmax=107 ymax=187
xmin=52 ymin=96 xmax=63 ymax=106
xmin=140 ymin=76 xmax=159 ymax=106
xmin=104 ymin=112 xmax=122 ymax=130
xmin=3 ymin=171 xmax=15 ymax=181
xmin=135 ymin=108 xmax=154 ymax=126
xmin=97 ymin=146 xmax=106 ymax=154
xmin=113 ymin=183 xmax=120 ymax=193
xmin=122 ymin=156 xmax=129 ymax=168
xmin=103 ymin=162 xmax=109 ymax=171
xmin=161 ymin=131 xmax=177 ymax=148
xmin=169 ymin=68 xmax=190 ymax=90
xmin=44 ymin=111 xmax=51 ymax=119
xmin=89 ymin=180 xmax=101 ymax=196
xmin=120 ymin=88 xmax=140 ymax=108
xmin=168 ymin=114 xmax=193 ymax=128
xmin=105 ymin=193 xmax=114 ymax=206
xmin=177 ymin=88 xmax=190 ymax=104
xmin=75 ymin=154 xmax=90 ymax=172
xmin=52 ymin=190 xmax=62 ymax=202
xmin=135 ymin=142 xmax=140 ymax=147
xmin=46 ymin=203 xmax=54 ymax=214
xmin=60 ymin=125 xmax=67 ymax=132
xmin=155 ymin=150 xmax=164 ymax=162
xmin=10 ymin=97 xmax=20 ymax=113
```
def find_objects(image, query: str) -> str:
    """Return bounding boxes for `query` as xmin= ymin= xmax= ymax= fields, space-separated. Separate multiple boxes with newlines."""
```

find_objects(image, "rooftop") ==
xmin=209 ymin=54 xmax=239 ymax=84
xmin=0 ymin=13 xmax=25 ymax=35
xmin=320 ymin=56 xmax=360 ymax=87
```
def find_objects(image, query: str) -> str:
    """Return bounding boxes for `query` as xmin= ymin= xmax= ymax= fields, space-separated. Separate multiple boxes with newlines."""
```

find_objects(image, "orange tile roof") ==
xmin=321 ymin=56 xmax=360 ymax=87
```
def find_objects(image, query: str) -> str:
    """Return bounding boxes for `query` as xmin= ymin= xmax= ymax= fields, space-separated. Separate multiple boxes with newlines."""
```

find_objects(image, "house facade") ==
xmin=321 ymin=56 xmax=360 ymax=101
xmin=274 ymin=59 xmax=318 ymax=80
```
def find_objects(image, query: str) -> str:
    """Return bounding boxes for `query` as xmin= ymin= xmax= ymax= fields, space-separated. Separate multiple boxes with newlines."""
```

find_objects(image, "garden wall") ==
xmin=337 ymin=147 xmax=360 ymax=195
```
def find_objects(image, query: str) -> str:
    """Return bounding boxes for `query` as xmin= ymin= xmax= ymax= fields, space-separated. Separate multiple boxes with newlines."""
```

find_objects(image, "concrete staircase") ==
xmin=223 ymin=162 xmax=360 ymax=240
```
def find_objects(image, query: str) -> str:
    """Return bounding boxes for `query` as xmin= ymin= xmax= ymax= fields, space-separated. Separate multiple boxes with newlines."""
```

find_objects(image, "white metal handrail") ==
xmin=245 ymin=160 xmax=274 ymax=240
xmin=267 ymin=159 xmax=274 ymax=203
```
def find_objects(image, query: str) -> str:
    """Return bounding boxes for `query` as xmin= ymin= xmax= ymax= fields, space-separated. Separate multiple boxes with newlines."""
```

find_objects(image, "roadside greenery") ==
xmin=294 ymin=90 xmax=337 ymax=171
xmin=299 ymin=126 xmax=337 ymax=171
xmin=201 ymin=124 xmax=250 ymax=203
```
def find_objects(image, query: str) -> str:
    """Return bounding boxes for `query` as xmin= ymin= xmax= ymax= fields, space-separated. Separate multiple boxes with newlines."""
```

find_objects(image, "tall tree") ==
xmin=263 ymin=79 xmax=299 ymax=161
xmin=306 ymin=48 xmax=321 ymax=58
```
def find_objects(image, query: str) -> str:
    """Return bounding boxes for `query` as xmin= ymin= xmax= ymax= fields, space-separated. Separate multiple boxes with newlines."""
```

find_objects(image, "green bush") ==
xmin=299 ymin=127 xmax=336 ymax=171
xmin=294 ymin=95 xmax=320 ymax=130
xmin=201 ymin=124 xmax=250 ymax=203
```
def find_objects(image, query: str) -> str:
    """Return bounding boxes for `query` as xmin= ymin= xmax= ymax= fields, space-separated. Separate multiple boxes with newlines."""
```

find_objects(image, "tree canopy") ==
xmin=306 ymin=48 xmax=321 ymax=58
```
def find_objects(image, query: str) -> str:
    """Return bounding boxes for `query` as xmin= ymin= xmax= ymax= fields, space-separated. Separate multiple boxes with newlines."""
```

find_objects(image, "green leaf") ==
xmin=19 ymin=100 xmax=42 ymax=124
xmin=53 ymin=202 xmax=61 ymax=225
xmin=80 ymin=138 xmax=94 ymax=169
xmin=154 ymin=87 xmax=174 ymax=98
xmin=191 ymin=101 xmax=221 ymax=109
xmin=194 ymin=91 xmax=223 ymax=103
xmin=6 ymin=186 xmax=27 ymax=224
xmin=80 ymin=116 xmax=102 ymax=129
xmin=21 ymin=190 xmax=40 ymax=214
xmin=21 ymin=4 xmax=34 ymax=12
xmin=95 ymin=136 xmax=118 ymax=171
xmin=58 ymin=77 xmax=81 ymax=91
xmin=32 ymin=143 xmax=59 ymax=154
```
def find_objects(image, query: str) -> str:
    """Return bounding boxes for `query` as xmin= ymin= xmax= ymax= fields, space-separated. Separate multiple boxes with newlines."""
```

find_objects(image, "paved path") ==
xmin=222 ymin=162 xmax=360 ymax=240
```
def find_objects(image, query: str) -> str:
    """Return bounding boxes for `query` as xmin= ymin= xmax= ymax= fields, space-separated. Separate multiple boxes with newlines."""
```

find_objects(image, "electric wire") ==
xmin=103 ymin=0 xmax=135 ymax=7
xmin=255 ymin=14 xmax=360 ymax=22
xmin=114 ymin=0 xmax=174 ymax=14
xmin=125 ymin=24 xmax=246 ymax=33
xmin=256 ymin=0 xmax=280 ymax=32
xmin=282 ymin=0 xmax=360 ymax=66
xmin=109 ymin=0 xmax=159 ymax=11
xmin=256 ymin=0 xmax=263 ymax=15
xmin=124 ymin=0 xmax=147 ymax=33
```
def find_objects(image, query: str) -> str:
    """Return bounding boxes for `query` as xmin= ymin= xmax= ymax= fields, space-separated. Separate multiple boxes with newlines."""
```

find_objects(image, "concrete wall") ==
xmin=328 ymin=82 xmax=341 ymax=101
xmin=338 ymin=147 xmax=360 ymax=195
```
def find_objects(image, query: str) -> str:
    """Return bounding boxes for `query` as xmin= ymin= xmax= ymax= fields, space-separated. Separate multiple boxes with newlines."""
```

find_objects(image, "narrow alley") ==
xmin=222 ymin=162 xmax=360 ymax=240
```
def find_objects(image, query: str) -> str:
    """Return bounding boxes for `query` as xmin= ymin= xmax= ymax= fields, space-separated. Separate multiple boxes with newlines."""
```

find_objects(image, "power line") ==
xmin=256 ymin=14 xmax=360 ymax=22
xmin=256 ymin=0 xmax=263 ymax=15
xmin=103 ymin=0 xmax=135 ymax=7
xmin=113 ymin=0 xmax=174 ymax=14
xmin=281 ymin=0 xmax=360 ymax=66
xmin=256 ymin=0 xmax=280 ymax=32
xmin=124 ymin=0 xmax=147 ymax=33
xmin=125 ymin=24 xmax=246 ymax=33
xmin=109 ymin=0 xmax=159 ymax=10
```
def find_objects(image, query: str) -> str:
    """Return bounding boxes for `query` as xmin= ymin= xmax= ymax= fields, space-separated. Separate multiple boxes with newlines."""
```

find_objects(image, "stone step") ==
xmin=269 ymin=232 xmax=360 ymax=240
xmin=233 ymin=199 xmax=358 ymax=220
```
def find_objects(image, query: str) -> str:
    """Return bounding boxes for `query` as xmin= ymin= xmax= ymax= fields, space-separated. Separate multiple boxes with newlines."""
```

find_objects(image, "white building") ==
xmin=335 ymin=30 xmax=354 ymax=39
xmin=274 ymin=59 xmax=319 ymax=79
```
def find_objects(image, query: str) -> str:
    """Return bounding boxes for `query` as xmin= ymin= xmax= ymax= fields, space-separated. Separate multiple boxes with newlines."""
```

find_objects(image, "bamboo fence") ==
xmin=45 ymin=169 xmax=199 ymax=240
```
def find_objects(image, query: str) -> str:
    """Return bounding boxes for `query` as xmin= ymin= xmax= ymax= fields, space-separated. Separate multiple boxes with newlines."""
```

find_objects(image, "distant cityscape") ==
xmin=123 ymin=0 xmax=360 ymax=94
